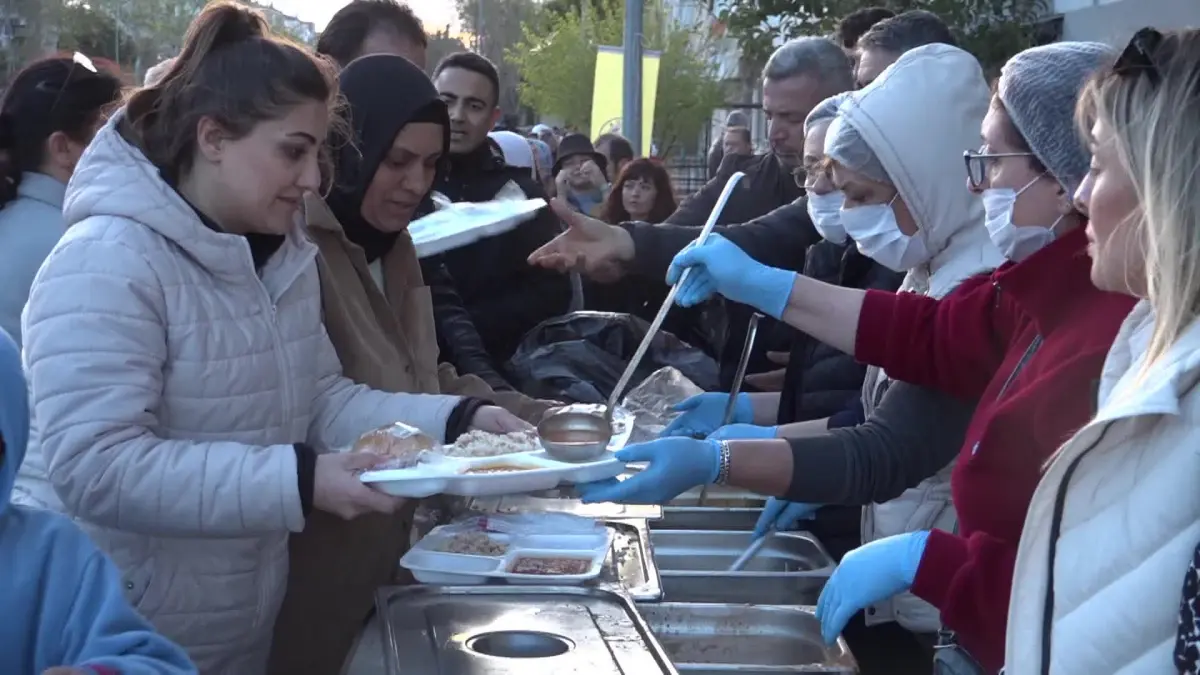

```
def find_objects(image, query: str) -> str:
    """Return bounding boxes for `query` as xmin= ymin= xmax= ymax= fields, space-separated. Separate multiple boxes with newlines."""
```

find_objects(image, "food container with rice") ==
xmin=400 ymin=513 xmax=611 ymax=585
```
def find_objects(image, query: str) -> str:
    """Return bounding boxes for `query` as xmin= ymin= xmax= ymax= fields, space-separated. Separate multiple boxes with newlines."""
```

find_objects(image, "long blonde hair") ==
xmin=1076 ymin=29 xmax=1200 ymax=374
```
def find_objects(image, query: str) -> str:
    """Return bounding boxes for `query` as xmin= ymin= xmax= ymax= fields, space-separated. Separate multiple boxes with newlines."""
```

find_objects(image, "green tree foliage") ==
xmin=57 ymin=2 xmax=139 ymax=71
xmin=718 ymin=0 xmax=1050 ymax=73
xmin=507 ymin=0 xmax=724 ymax=157
xmin=425 ymin=27 xmax=468 ymax=77
xmin=455 ymin=0 xmax=540 ymax=114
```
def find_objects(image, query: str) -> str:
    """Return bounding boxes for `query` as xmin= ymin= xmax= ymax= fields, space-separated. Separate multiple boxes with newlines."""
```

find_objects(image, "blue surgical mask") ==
xmin=807 ymin=191 xmax=847 ymax=244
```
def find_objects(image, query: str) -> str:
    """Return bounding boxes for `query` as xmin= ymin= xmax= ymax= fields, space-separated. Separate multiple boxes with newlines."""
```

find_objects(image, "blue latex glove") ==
xmin=753 ymin=499 xmax=819 ymax=539
xmin=708 ymin=423 xmax=778 ymax=441
xmin=665 ymin=234 xmax=798 ymax=320
xmin=577 ymin=437 xmax=720 ymax=504
xmin=662 ymin=392 xmax=754 ymax=438
xmin=815 ymin=530 xmax=932 ymax=645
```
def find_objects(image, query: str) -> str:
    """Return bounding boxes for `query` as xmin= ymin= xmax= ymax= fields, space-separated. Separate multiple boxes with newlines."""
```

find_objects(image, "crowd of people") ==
xmin=0 ymin=1 xmax=1195 ymax=674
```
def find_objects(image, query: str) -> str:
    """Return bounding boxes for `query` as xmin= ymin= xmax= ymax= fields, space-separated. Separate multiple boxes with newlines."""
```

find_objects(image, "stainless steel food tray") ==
xmin=669 ymin=486 xmax=768 ymax=508
xmin=649 ymin=530 xmax=835 ymax=605
xmin=373 ymin=585 xmax=678 ymax=675
xmin=639 ymin=602 xmax=857 ymax=674
xmin=466 ymin=491 xmax=663 ymax=520
xmin=597 ymin=518 xmax=662 ymax=601
xmin=654 ymin=506 xmax=762 ymax=531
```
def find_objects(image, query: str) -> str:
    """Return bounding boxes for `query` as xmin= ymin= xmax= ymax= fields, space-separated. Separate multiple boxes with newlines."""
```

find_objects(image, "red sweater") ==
xmin=854 ymin=227 xmax=1136 ymax=672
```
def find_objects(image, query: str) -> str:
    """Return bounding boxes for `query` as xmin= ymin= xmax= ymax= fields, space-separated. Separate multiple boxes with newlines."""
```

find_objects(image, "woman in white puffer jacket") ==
xmin=1005 ymin=27 xmax=1200 ymax=674
xmin=14 ymin=5 xmax=525 ymax=674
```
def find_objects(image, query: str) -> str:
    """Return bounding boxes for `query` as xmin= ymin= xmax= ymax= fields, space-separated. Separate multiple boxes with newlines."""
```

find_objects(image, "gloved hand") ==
xmin=576 ymin=437 xmax=720 ymax=504
xmin=708 ymin=423 xmax=778 ymax=441
xmin=753 ymin=499 xmax=819 ymax=539
xmin=665 ymin=234 xmax=797 ymax=320
xmin=815 ymin=530 xmax=931 ymax=645
xmin=662 ymin=392 xmax=753 ymax=438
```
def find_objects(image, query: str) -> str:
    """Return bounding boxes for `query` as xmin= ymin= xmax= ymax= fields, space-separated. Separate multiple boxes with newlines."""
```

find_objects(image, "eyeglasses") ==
xmin=963 ymin=146 xmax=1035 ymax=190
xmin=34 ymin=52 xmax=97 ymax=119
xmin=1113 ymin=27 xmax=1164 ymax=85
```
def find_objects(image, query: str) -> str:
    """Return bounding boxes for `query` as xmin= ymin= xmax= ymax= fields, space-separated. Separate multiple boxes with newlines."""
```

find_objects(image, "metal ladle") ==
xmin=537 ymin=172 xmax=748 ymax=462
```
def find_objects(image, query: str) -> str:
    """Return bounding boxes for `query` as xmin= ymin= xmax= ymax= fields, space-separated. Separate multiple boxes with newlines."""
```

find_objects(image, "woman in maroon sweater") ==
xmin=656 ymin=44 xmax=1136 ymax=672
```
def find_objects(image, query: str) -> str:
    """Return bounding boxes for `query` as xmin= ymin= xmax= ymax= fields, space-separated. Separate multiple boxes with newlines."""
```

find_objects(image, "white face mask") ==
xmin=840 ymin=196 xmax=930 ymax=272
xmin=806 ymin=191 xmax=847 ymax=244
xmin=982 ymin=176 xmax=1062 ymax=263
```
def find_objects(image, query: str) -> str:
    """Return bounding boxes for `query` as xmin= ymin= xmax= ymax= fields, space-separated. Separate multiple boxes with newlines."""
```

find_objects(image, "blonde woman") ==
xmin=1005 ymin=27 xmax=1200 ymax=674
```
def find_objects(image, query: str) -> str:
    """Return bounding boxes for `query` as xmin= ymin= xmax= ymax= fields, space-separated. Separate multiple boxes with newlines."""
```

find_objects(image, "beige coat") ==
xmin=15 ymin=113 xmax=462 ymax=675
xmin=267 ymin=196 xmax=554 ymax=675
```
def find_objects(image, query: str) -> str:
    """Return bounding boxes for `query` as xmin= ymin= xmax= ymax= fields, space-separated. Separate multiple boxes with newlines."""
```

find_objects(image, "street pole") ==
xmin=621 ymin=0 xmax=643 ymax=155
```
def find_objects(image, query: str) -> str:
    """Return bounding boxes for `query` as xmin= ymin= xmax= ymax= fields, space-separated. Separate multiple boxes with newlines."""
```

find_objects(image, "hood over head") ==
xmin=328 ymin=54 xmax=450 ymax=262
xmin=0 ymin=328 xmax=27 ymax=513
xmin=828 ymin=43 xmax=1004 ymax=296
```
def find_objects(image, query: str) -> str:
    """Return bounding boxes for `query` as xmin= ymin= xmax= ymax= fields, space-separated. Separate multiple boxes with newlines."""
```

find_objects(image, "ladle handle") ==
xmin=722 ymin=312 xmax=763 ymax=427
xmin=604 ymin=171 xmax=747 ymax=416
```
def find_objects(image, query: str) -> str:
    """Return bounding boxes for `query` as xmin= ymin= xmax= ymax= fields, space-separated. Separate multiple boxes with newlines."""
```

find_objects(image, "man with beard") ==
xmin=433 ymin=52 xmax=572 ymax=366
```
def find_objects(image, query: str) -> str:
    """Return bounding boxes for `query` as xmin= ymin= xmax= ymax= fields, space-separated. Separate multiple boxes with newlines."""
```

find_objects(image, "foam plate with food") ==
xmin=358 ymin=428 xmax=626 ymax=497
xmin=400 ymin=522 xmax=611 ymax=585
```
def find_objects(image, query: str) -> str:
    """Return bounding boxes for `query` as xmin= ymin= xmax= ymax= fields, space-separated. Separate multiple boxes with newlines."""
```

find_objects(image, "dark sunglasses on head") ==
xmin=1113 ymin=27 xmax=1165 ymax=84
xmin=34 ymin=52 xmax=98 ymax=118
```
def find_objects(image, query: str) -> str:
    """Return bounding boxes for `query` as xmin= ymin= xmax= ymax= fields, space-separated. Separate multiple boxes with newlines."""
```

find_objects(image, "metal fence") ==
xmin=664 ymin=155 xmax=711 ymax=200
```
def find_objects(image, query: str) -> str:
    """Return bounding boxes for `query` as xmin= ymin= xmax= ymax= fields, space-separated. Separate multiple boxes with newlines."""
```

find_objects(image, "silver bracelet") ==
xmin=715 ymin=441 xmax=732 ymax=486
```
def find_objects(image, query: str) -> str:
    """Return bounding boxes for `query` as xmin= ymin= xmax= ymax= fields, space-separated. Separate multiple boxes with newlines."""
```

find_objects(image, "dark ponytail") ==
xmin=0 ymin=55 xmax=123 ymax=208
xmin=126 ymin=1 xmax=342 ymax=183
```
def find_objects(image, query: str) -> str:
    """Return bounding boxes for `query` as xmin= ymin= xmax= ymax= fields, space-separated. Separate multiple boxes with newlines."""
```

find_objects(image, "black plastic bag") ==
xmin=505 ymin=311 xmax=720 ymax=403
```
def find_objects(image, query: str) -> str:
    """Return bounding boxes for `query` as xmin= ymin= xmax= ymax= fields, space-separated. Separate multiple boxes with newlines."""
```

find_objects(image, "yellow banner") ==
xmin=591 ymin=46 xmax=660 ymax=157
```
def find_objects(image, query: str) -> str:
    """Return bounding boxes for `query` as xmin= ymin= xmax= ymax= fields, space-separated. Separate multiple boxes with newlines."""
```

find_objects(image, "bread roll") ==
xmin=352 ymin=423 xmax=437 ymax=468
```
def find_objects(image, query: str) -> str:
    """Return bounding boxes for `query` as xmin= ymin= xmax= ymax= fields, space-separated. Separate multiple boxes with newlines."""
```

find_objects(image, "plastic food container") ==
xmin=400 ymin=519 xmax=612 ymax=586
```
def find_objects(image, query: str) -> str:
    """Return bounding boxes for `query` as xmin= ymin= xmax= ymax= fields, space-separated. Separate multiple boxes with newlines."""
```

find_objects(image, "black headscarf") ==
xmin=326 ymin=54 xmax=450 ymax=262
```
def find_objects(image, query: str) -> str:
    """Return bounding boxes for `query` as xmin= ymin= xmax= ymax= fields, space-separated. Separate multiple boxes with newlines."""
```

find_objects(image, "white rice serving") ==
xmin=445 ymin=429 xmax=540 ymax=458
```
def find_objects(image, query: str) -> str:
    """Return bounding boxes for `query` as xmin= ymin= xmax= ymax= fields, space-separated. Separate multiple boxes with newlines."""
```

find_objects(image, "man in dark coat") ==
xmin=432 ymin=51 xmax=573 ymax=369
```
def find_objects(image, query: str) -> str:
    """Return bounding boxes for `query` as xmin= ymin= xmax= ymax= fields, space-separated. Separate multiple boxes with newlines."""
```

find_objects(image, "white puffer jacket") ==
xmin=832 ymin=44 xmax=1005 ymax=633
xmin=15 ymin=113 xmax=462 ymax=675
xmin=1006 ymin=300 xmax=1200 ymax=674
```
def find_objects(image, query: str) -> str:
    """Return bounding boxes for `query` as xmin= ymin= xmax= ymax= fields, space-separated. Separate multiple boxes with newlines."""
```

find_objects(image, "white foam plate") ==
xmin=410 ymin=198 xmax=546 ymax=258
xmin=400 ymin=525 xmax=611 ymax=585
xmin=360 ymin=450 xmax=624 ymax=498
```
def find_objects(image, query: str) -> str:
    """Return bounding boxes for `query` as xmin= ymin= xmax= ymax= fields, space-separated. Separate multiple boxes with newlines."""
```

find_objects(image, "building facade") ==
xmin=1052 ymin=0 xmax=1200 ymax=45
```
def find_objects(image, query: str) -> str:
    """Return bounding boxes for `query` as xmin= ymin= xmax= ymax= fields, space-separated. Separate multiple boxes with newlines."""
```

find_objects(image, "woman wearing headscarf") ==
xmin=269 ymin=54 xmax=548 ymax=675
xmin=581 ymin=42 xmax=1131 ymax=672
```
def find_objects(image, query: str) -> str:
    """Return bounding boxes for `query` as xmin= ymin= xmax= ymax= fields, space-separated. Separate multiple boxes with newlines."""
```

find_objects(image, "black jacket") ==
xmin=434 ymin=144 xmax=573 ymax=364
xmin=666 ymin=151 xmax=804 ymax=227
xmin=777 ymin=242 xmax=904 ymax=424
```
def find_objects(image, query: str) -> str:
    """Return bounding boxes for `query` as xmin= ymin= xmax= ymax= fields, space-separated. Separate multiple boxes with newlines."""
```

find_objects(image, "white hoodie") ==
xmin=831 ymin=43 xmax=1006 ymax=633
